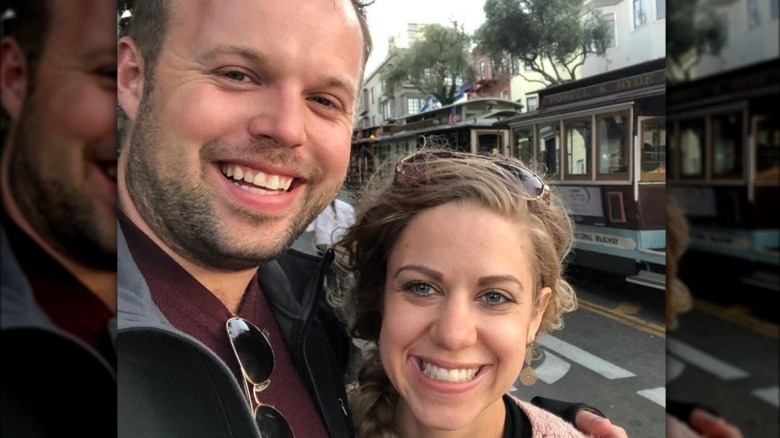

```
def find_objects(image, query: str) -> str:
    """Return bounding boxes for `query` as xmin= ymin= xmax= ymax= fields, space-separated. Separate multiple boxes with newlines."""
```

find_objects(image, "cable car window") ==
xmin=513 ymin=127 xmax=535 ymax=167
xmin=538 ymin=123 xmax=560 ymax=180
xmin=596 ymin=111 xmax=630 ymax=179
xmin=755 ymin=116 xmax=780 ymax=181
xmin=640 ymin=117 xmax=666 ymax=181
xmin=565 ymin=118 xmax=592 ymax=180
xmin=679 ymin=117 xmax=705 ymax=178
xmin=711 ymin=110 xmax=743 ymax=179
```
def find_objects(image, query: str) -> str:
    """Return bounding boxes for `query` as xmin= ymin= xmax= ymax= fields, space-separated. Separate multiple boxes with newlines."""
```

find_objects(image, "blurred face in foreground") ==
xmin=117 ymin=0 xmax=364 ymax=270
xmin=379 ymin=202 xmax=551 ymax=436
xmin=1 ymin=0 xmax=118 ymax=269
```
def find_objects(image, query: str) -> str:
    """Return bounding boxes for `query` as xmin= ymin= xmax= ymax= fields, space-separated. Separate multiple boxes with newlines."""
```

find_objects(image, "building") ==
xmin=580 ymin=0 xmax=666 ymax=76
xmin=688 ymin=0 xmax=779 ymax=80
xmin=354 ymin=23 xmax=432 ymax=130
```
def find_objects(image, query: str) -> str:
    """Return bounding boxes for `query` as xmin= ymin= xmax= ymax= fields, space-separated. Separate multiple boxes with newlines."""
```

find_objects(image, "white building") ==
xmin=581 ymin=0 xmax=666 ymax=76
xmin=691 ymin=0 xmax=779 ymax=80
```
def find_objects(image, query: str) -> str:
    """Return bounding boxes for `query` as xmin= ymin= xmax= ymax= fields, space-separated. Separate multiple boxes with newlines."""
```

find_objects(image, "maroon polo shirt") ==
xmin=2 ymin=211 xmax=115 ymax=367
xmin=119 ymin=212 xmax=329 ymax=437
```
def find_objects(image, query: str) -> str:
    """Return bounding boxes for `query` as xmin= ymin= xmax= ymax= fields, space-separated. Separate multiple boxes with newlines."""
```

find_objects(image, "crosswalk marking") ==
xmin=752 ymin=386 xmax=779 ymax=408
xmin=667 ymin=337 xmax=749 ymax=380
xmin=534 ymin=351 xmax=570 ymax=384
xmin=637 ymin=387 xmax=665 ymax=408
xmin=537 ymin=335 xmax=636 ymax=379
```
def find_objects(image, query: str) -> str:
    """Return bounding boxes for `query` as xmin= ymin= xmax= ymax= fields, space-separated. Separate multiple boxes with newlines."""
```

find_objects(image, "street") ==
xmin=512 ymin=273 xmax=779 ymax=438
xmin=511 ymin=276 xmax=666 ymax=438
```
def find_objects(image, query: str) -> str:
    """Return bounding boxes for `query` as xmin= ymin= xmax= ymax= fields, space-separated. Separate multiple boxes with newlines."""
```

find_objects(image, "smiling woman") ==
xmin=333 ymin=148 xmax=586 ymax=437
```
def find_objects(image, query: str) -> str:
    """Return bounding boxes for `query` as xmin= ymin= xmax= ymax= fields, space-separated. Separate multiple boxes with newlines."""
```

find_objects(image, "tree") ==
xmin=382 ymin=23 xmax=474 ymax=106
xmin=666 ymin=0 xmax=726 ymax=83
xmin=474 ymin=0 xmax=611 ymax=87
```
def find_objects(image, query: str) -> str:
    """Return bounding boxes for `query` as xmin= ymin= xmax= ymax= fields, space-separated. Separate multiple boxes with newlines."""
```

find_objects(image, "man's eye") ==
xmin=309 ymin=96 xmax=340 ymax=110
xmin=221 ymin=70 xmax=249 ymax=82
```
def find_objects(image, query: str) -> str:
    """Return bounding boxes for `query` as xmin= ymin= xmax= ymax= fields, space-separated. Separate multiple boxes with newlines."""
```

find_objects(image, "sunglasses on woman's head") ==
xmin=226 ymin=316 xmax=294 ymax=438
xmin=394 ymin=150 xmax=550 ymax=203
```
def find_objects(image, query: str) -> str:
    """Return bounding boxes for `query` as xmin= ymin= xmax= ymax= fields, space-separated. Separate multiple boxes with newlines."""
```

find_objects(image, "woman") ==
xmin=335 ymin=149 xmax=588 ymax=437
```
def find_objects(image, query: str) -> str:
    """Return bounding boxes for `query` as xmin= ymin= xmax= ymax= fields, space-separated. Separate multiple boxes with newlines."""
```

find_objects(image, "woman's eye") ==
xmin=406 ymin=282 xmax=434 ymax=296
xmin=480 ymin=291 xmax=511 ymax=305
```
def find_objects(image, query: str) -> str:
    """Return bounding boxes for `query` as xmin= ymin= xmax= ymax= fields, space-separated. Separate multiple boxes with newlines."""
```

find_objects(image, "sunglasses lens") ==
xmin=503 ymin=163 xmax=545 ymax=198
xmin=255 ymin=405 xmax=294 ymax=438
xmin=226 ymin=317 xmax=274 ymax=384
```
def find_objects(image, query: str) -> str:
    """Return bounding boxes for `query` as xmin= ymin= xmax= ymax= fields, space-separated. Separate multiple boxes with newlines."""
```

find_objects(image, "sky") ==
xmin=363 ymin=0 xmax=490 ymax=75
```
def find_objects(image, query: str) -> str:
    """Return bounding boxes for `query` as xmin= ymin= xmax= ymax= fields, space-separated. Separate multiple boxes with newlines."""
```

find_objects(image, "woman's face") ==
xmin=379 ymin=202 xmax=551 ymax=435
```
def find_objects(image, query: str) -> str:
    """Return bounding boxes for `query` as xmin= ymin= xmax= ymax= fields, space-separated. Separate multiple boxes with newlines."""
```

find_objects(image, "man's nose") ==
xmin=247 ymin=86 xmax=307 ymax=148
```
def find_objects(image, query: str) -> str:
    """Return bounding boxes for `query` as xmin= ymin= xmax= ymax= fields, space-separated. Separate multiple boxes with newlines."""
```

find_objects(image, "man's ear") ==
xmin=117 ymin=36 xmax=145 ymax=120
xmin=1 ymin=37 xmax=28 ymax=121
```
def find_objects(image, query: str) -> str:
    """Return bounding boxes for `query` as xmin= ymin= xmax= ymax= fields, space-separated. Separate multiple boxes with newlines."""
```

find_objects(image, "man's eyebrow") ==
xmin=196 ymin=44 xmax=266 ymax=65
xmin=320 ymin=75 xmax=357 ymax=102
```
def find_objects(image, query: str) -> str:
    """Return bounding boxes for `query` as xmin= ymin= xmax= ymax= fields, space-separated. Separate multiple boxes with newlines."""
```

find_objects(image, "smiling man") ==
xmin=116 ymin=0 xmax=370 ymax=436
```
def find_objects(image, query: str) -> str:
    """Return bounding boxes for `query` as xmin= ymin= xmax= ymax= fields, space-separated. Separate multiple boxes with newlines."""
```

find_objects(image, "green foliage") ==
xmin=667 ymin=0 xmax=726 ymax=82
xmin=381 ymin=23 xmax=474 ymax=105
xmin=474 ymin=0 xmax=610 ymax=86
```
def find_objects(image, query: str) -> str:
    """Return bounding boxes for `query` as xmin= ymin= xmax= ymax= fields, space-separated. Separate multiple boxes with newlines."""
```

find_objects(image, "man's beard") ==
xmin=124 ymin=91 xmax=332 ymax=272
xmin=8 ymin=100 xmax=116 ymax=270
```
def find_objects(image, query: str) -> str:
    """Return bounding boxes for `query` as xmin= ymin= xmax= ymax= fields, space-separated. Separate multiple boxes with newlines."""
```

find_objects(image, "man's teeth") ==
xmin=421 ymin=361 xmax=478 ymax=383
xmin=221 ymin=165 xmax=293 ymax=191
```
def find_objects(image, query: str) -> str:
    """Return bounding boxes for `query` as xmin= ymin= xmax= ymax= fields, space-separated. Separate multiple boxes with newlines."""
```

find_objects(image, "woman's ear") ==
xmin=528 ymin=286 xmax=552 ymax=344
xmin=117 ymin=36 xmax=145 ymax=120
xmin=1 ymin=37 xmax=28 ymax=121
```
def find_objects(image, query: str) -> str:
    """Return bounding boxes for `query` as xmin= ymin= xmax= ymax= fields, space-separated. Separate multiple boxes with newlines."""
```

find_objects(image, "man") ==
xmin=0 ymin=0 xmax=117 ymax=435
xmin=116 ymin=1 xmax=625 ymax=436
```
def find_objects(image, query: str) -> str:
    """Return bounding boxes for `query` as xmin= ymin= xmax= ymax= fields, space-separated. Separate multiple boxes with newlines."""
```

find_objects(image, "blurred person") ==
xmin=310 ymin=197 xmax=356 ymax=255
xmin=335 ymin=150 xmax=626 ymax=437
xmin=666 ymin=196 xmax=743 ymax=438
xmin=0 ymin=0 xmax=117 ymax=435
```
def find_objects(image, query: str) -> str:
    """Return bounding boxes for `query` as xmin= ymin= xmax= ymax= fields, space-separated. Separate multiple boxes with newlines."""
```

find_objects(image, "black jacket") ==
xmin=117 ymin=226 xmax=353 ymax=438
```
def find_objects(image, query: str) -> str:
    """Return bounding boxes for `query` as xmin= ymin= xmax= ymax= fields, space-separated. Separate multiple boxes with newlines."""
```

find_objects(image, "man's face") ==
xmin=5 ymin=0 xmax=118 ymax=269
xmin=120 ymin=0 xmax=364 ymax=270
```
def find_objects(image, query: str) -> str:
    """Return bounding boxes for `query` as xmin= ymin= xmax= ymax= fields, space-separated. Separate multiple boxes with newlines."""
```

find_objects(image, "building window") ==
xmin=369 ymin=87 xmax=375 ymax=105
xmin=656 ymin=0 xmax=666 ymax=19
xmin=501 ymin=90 xmax=509 ymax=100
xmin=633 ymin=0 xmax=648 ymax=28
xmin=407 ymin=97 xmax=423 ymax=115
xmin=381 ymin=100 xmax=394 ymax=121
xmin=526 ymin=96 xmax=538 ymax=111
xmin=479 ymin=61 xmax=486 ymax=77
xmin=747 ymin=0 xmax=761 ymax=28
xmin=605 ymin=13 xmax=616 ymax=48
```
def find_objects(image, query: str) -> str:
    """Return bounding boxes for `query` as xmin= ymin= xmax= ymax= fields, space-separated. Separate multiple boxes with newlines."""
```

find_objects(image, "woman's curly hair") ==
xmin=331 ymin=148 xmax=579 ymax=437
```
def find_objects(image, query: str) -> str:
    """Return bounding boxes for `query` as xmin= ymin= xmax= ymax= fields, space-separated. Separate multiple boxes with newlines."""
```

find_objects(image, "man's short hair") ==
xmin=125 ymin=0 xmax=374 ymax=89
